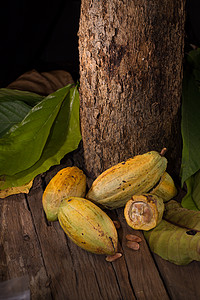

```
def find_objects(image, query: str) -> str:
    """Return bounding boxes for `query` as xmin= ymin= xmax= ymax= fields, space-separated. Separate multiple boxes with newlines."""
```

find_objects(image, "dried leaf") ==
xmin=7 ymin=69 xmax=74 ymax=96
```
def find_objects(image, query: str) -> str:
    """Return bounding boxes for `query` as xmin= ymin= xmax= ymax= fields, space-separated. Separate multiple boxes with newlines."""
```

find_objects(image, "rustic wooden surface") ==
xmin=1 ymin=148 xmax=200 ymax=300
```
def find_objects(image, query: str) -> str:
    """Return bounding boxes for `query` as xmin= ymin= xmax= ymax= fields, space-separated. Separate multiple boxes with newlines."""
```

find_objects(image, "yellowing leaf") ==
xmin=0 ymin=180 xmax=33 ymax=198
xmin=144 ymin=200 xmax=200 ymax=265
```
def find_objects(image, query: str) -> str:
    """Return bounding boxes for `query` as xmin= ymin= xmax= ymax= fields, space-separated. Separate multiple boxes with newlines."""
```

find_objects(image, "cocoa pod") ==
xmin=58 ymin=197 xmax=118 ymax=255
xmin=124 ymin=194 xmax=164 ymax=231
xmin=150 ymin=172 xmax=177 ymax=202
xmin=86 ymin=150 xmax=167 ymax=209
xmin=42 ymin=166 xmax=86 ymax=221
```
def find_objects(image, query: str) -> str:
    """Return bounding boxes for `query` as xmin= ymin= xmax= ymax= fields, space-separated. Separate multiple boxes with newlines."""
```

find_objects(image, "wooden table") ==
xmin=1 ymin=149 xmax=200 ymax=300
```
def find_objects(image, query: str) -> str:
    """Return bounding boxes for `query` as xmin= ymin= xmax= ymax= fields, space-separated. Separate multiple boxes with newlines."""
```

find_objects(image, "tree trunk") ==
xmin=78 ymin=0 xmax=185 ymax=180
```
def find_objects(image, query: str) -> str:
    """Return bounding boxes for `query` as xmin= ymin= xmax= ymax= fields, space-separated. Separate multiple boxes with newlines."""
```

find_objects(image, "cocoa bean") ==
xmin=126 ymin=241 xmax=140 ymax=250
xmin=113 ymin=220 xmax=121 ymax=229
xmin=126 ymin=234 xmax=142 ymax=243
xmin=106 ymin=252 xmax=122 ymax=262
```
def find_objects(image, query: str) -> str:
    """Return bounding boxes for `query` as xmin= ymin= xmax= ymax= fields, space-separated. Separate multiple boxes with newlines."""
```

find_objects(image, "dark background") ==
xmin=0 ymin=0 xmax=199 ymax=87
xmin=0 ymin=0 xmax=81 ymax=87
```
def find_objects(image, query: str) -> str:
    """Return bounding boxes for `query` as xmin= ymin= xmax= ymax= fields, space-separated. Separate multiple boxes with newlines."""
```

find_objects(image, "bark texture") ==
xmin=79 ymin=0 xmax=185 ymax=179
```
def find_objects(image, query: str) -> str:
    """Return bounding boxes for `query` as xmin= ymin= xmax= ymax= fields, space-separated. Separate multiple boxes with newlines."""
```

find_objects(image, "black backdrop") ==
xmin=0 ymin=0 xmax=81 ymax=87
xmin=0 ymin=0 xmax=199 ymax=87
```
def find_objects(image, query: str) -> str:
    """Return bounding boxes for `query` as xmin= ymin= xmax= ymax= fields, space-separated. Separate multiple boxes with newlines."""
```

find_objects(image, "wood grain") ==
xmin=0 ymin=193 xmax=52 ymax=299
xmin=154 ymin=254 xmax=200 ymax=300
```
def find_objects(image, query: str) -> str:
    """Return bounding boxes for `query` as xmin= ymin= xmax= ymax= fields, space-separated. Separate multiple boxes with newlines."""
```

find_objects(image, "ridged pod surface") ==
xmin=42 ymin=167 xmax=86 ymax=221
xmin=86 ymin=151 xmax=167 ymax=209
xmin=124 ymin=194 xmax=164 ymax=231
xmin=58 ymin=197 xmax=118 ymax=255
xmin=150 ymin=172 xmax=177 ymax=202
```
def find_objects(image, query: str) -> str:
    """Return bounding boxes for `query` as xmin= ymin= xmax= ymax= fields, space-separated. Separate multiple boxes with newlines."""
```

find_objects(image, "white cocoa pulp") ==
xmin=129 ymin=201 xmax=153 ymax=225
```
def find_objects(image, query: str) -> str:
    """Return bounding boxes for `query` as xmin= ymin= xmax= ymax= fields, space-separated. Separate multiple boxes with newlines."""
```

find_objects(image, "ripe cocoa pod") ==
xmin=58 ymin=197 xmax=118 ymax=255
xmin=150 ymin=172 xmax=177 ymax=202
xmin=42 ymin=166 xmax=86 ymax=221
xmin=124 ymin=194 xmax=164 ymax=231
xmin=86 ymin=150 xmax=167 ymax=209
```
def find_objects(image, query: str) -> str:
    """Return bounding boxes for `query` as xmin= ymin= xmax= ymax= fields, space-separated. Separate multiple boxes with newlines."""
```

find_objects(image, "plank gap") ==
xmin=63 ymin=233 xmax=79 ymax=287
xmin=144 ymin=237 xmax=172 ymax=300
xmin=120 ymin=249 xmax=138 ymax=299
xmin=24 ymin=193 xmax=52 ymax=286
xmin=24 ymin=194 xmax=31 ymax=212
xmin=111 ymin=260 xmax=136 ymax=300
xmin=93 ymin=268 xmax=105 ymax=300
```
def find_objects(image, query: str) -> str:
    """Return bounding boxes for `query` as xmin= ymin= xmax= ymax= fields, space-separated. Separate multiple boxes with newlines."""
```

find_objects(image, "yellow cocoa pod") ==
xmin=86 ymin=150 xmax=167 ymax=209
xmin=124 ymin=194 xmax=164 ymax=231
xmin=150 ymin=172 xmax=177 ymax=202
xmin=58 ymin=197 xmax=118 ymax=255
xmin=42 ymin=166 xmax=86 ymax=221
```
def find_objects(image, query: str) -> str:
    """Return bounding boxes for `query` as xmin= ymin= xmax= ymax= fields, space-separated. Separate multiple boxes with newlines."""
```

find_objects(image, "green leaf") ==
xmin=0 ymin=84 xmax=81 ymax=190
xmin=181 ymin=49 xmax=200 ymax=209
xmin=182 ymin=170 xmax=200 ymax=210
xmin=187 ymin=48 xmax=200 ymax=73
xmin=0 ymin=88 xmax=44 ymax=106
xmin=0 ymin=89 xmax=44 ymax=138
xmin=0 ymin=100 xmax=31 ymax=138
xmin=144 ymin=200 xmax=200 ymax=265
xmin=181 ymin=65 xmax=200 ymax=185
xmin=0 ymin=85 xmax=72 ymax=176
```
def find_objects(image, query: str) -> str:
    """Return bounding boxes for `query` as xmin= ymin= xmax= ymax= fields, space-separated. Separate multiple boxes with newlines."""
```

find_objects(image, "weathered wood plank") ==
xmin=154 ymin=254 xmax=200 ymax=300
xmin=0 ymin=193 xmax=52 ymax=299
xmin=1 ymin=160 xmax=200 ymax=300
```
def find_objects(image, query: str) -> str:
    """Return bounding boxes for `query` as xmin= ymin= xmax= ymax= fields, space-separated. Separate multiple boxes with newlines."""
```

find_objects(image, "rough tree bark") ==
xmin=79 ymin=0 xmax=185 ymax=180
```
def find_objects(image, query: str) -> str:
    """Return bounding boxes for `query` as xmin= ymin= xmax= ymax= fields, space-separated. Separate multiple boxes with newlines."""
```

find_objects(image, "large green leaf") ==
xmin=0 ymin=89 xmax=44 ymax=138
xmin=181 ymin=170 xmax=200 ymax=210
xmin=0 ymin=100 xmax=31 ymax=138
xmin=0 ymin=85 xmax=72 ymax=176
xmin=181 ymin=58 xmax=200 ymax=184
xmin=181 ymin=49 xmax=200 ymax=209
xmin=0 ymin=84 xmax=81 ymax=190
xmin=144 ymin=200 xmax=200 ymax=265
xmin=0 ymin=88 xmax=44 ymax=106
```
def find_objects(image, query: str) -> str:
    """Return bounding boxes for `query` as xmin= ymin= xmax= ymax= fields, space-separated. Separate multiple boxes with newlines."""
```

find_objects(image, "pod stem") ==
xmin=160 ymin=148 xmax=167 ymax=157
